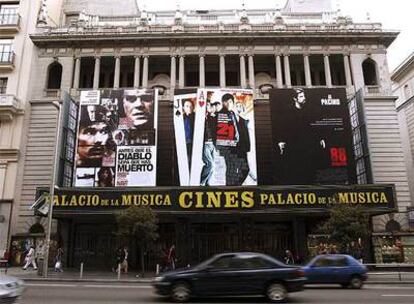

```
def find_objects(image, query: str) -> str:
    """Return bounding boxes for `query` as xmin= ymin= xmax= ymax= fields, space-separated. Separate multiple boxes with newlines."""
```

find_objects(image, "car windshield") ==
xmin=194 ymin=253 xmax=284 ymax=270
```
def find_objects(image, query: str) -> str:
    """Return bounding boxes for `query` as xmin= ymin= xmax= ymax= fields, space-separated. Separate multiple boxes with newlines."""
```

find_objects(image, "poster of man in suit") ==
xmin=269 ymin=88 xmax=356 ymax=185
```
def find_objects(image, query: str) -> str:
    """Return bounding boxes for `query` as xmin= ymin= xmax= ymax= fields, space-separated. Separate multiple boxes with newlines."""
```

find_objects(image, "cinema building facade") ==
xmin=9 ymin=0 xmax=414 ymax=268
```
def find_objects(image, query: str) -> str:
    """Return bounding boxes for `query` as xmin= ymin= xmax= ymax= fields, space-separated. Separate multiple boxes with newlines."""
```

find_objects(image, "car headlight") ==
xmin=154 ymin=276 xmax=165 ymax=282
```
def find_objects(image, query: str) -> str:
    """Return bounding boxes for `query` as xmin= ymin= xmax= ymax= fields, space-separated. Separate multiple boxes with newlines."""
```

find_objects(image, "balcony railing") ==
xmin=0 ymin=51 xmax=15 ymax=65
xmin=364 ymin=85 xmax=391 ymax=97
xmin=0 ymin=13 xmax=20 ymax=27
xmin=44 ymin=89 xmax=61 ymax=98
xmin=0 ymin=94 xmax=20 ymax=121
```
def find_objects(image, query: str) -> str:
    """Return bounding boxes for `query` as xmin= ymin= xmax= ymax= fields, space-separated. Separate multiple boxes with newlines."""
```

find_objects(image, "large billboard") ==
xmin=269 ymin=88 xmax=356 ymax=185
xmin=174 ymin=89 xmax=257 ymax=186
xmin=74 ymin=89 xmax=158 ymax=187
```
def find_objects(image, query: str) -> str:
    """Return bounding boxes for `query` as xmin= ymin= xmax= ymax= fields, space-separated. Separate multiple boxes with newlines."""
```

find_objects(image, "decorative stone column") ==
xmin=343 ymin=54 xmax=353 ymax=87
xmin=304 ymin=54 xmax=312 ymax=87
xmin=240 ymin=55 xmax=247 ymax=88
xmin=170 ymin=55 xmax=177 ymax=90
xmin=133 ymin=56 xmax=140 ymax=88
xmin=73 ymin=57 xmax=81 ymax=89
xmin=93 ymin=56 xmax=101 ymax=89
xmin=283 ymin=55 xmax=291 ymax=88
xmin=199 ymin=55 xmax=205 ymax=88
xmin=114 ymin=56 xmax=121 ymax=89
xmin=275 ymin=54 xmax=283 ymax=88
xmin=142 ymin=55 xmax=149 ymax=88
xmin=324 ymin=54 xmax=332 ymax=87
xmin=248 ymin=54 xmax=255 ymax=89
xmin=178 ymin=55 xmax=185 ymax=88
xmin=219 ymin=55 xmax=226 ymax=88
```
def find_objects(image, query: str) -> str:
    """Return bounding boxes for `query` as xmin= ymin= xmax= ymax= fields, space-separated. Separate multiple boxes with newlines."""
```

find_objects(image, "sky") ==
xmin=138 ymin=0 xmax=413 ymax=72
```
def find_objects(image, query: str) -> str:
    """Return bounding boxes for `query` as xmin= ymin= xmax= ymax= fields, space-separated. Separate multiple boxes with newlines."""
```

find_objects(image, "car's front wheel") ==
xmin=349 ymin=276 xmax=363 ymax=289
xmin=266 ymin=283 xmax=288 ymax=303
xmin=171 ymin=282 xmax=191 ymax=303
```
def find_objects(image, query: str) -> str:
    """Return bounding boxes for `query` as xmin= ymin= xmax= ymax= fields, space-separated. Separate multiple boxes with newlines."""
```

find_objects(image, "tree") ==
xmin=116 ymin=206 xmax=159 ymax=276
xmin=317 ymin=203 xmax=370 ymax=252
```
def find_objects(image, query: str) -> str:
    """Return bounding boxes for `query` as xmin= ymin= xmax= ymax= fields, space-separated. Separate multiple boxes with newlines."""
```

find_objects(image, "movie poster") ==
xmin=269 ymin=88 xmax=356 ymax=185
xmin=74 ymin=89 xmax=158 ymax=187
xmin=174 ymin=88 xmax=257 ymax=186
xmin=173 ymin=91 xmax=198 ymax=186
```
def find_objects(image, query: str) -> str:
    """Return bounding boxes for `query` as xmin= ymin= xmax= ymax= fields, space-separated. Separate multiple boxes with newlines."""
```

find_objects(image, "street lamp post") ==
xmin=43 ymin=101 xmax=63 ymax=278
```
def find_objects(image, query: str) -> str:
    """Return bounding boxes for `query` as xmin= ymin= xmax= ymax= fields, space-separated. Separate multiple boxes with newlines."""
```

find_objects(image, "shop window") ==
xmin=0 ymin=77 xmax=7 ymax=94
xmin=47 ymin=62 xmax=62 ymax=89
xmin=374 ymin=236 xmax=404 ymax=264
xmin=362 ymin=58 xmax=378 ymax=86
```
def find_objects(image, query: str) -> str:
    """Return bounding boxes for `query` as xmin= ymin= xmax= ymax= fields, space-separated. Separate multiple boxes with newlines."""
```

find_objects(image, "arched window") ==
xmin=362 ymin=58 xmax=378 ymax=86
xmin=47 ymin=61 xmax=62 ymax=89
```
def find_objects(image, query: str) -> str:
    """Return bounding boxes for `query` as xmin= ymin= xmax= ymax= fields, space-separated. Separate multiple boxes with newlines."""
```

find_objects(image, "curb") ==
xmin=16 ymin=277 xmax=414 ymax=285
xmin=19 ymin=277 xmax=154 ymax=283
xmin=365 ymin=281 xmax=414 ymax=284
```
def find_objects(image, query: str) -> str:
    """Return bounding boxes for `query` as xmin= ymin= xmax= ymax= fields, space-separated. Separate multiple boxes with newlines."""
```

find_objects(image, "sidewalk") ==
xmin=1 ymin=267 xmax=155 ymax=283
xmin=2 ymin=267 xmax=414 ymax=284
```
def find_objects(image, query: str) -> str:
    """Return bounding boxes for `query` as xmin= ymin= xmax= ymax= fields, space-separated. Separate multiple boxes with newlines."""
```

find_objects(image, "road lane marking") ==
xmin=366 ymin=286 xmax=414 ymax=290
xmin=381 ymin=295 xmax=414 ymax=297
xmin=25 ymin=283 xmax=152 ymax=289
xmin=25 ymin=283 xmax=77 ymax=287
xmin=84 ymin=284 xmax=152 ymax=289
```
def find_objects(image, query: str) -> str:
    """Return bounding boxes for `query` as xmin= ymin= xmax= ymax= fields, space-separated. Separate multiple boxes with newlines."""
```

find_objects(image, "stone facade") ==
xmin=392 ymin=52 xmax=414 ymax=225
xmin=7 ymin=0 xmax=413 ymax=263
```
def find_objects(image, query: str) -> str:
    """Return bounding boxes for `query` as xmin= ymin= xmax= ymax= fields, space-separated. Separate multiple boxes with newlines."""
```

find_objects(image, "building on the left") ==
xmin=0 ymin=0 xmax=62 ymax=258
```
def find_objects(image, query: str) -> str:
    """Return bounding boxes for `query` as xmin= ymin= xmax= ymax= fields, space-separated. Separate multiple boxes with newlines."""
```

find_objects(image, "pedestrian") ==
xmin=167 ymin=244 xmax=176 ymax=270
xmin=284 ymin=250 xmax=295 ymax=265
xmin=114 ymin=247 xmax=125 ymax=273
xmin=121 ymin=247 xmax=129 ymax=274
xmin=54 ymin=247 xmax=64 ymax=272
xmin=23 ymin=245 xmax=37 ymax=270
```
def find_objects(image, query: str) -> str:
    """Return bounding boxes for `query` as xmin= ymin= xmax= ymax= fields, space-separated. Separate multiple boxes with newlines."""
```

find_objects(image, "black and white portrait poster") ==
xmin=74 ymin=89 xmax=158 ymax=187
xmin=269 ymin=88 xmax=356 ymax=185
xmin=174 ymin=88 xmax=257 ymax=186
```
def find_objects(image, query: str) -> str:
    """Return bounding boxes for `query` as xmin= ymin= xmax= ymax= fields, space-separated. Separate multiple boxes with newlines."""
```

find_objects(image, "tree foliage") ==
xmin=116 ymin=205 xmax=159 ymax=244
xmin=116 ymin=206 xmax=159 ymax=275
xmin=318 ymin=204 xmax=370 ymax=250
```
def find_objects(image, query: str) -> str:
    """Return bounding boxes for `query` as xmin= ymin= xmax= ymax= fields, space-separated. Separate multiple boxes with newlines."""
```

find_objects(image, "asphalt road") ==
xmin=17 ymin=282 xmax=414 ymax=304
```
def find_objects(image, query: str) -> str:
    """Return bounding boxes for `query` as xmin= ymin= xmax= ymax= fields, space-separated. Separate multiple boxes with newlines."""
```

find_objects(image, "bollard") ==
xmin=156 ymin=264 xmax=160 ymax=275
xmin=80 ymin=262 xmax=84 ymax=279
xmin=398 ymin=264 xmax=401 ymax=281
xmin=117 ymin=263 xmax=121 ymax=280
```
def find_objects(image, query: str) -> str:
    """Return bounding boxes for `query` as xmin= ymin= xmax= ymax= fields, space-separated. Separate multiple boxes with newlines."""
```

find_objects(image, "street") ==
xmin=17 ymin=282 xmax=414 ymax=304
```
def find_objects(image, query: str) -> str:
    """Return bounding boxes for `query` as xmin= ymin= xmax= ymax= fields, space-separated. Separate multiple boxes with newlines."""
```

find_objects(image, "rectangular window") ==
xmin=0 ymin=39 xmax=13 ymax=63
xmin=0 ymin=4 xmax=19 ymax=25
xmin=348 ymin=90 xmax=372 ymax=184
xmin=0 ymin=77 xmax=7 ymax=94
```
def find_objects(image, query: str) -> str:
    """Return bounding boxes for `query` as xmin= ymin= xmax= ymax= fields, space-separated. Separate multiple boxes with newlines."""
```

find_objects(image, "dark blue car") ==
xmin=153 ymin=252 xmax=306 ymax=303
xmin=302 ymin=254 xmax=368 ymax=289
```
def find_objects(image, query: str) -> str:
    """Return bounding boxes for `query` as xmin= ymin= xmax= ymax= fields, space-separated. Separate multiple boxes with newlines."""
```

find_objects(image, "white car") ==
xmin=0 ymin=275 xmax=25 ymax=303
